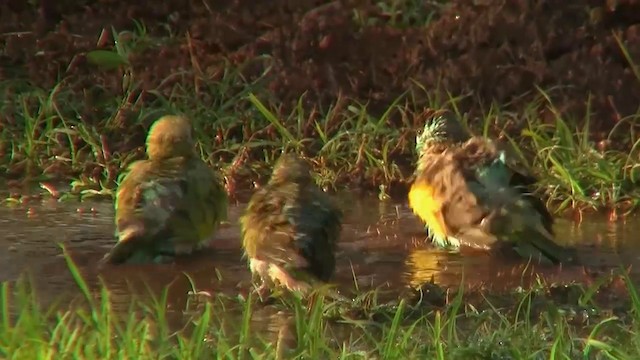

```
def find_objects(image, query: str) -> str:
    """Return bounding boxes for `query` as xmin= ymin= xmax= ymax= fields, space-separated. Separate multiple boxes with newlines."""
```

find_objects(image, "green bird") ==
xmin=239 ymin=153 xmax=343 ymax=296
xmin=408 ymin=113 xmax=575 ymax=264
xmin=101 ymin=115 xmax=228 ymax=265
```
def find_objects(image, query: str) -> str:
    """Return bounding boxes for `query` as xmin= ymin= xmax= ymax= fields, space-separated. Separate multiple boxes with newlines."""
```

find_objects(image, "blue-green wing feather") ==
xmin=474 ymin=151 xmax=510 ymax=188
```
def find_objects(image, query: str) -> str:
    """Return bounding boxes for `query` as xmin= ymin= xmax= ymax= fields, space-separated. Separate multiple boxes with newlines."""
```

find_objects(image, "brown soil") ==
xmin=2 ymin=0 xmax=640 ymax=142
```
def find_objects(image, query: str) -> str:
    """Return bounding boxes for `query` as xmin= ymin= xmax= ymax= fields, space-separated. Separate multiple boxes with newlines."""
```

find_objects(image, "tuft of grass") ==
xmin=498 ymin=91 xmax=640 ymax=217
xmin=1 ymin=250 xmax=640 ymax=359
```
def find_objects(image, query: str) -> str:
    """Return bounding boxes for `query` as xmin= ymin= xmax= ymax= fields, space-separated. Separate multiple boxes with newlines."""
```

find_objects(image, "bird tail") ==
xmin=100 ymin=223 xmax=147 ymax=265
xmin=480 ymin=197 xmax=577 ymax=265
xmin=100 ymin=239 xmax=138 ymax=265
xmin=510 ymin=224 xmax=577 ymax=265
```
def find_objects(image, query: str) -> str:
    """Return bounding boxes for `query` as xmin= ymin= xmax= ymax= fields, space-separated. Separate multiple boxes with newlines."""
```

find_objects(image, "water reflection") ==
xmin=0 ymin=195 xmax=637 ymax=316
xmin=403 ymin=248 xmax=461 ymax=288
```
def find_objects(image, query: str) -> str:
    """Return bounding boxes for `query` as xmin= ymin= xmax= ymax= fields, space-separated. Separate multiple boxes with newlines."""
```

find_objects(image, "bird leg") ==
xmin=254 ymin=282 xmax=271 ymax=302
xmin=249 ymin=258 xmax=273 ymax=301
xmin=249 ymin=258 xmax=311 ymax=297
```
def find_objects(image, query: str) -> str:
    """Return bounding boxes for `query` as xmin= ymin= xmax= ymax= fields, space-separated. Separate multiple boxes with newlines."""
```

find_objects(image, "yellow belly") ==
xmin=408 ymin=180 xmax=448 ymax=240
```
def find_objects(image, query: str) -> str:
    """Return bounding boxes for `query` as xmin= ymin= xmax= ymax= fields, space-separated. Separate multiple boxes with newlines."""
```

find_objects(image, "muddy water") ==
xmin=0 ymin=193 xmax=638 ymax=322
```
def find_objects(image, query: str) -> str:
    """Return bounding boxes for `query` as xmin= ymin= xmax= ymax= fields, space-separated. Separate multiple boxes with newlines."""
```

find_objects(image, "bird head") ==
xmin=146 ymin=115 xmax=196 ymax=160
xmin=415 ymin=112 xmax=470 ymax=156
xmin=269 ymin=153 xmax=313 ymax=185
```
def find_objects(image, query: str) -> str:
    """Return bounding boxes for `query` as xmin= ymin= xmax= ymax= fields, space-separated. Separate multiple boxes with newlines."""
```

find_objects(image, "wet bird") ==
xmin=101 ymin=115 xmax=228 ymax=265
xmin=408 ymin=112 xmax=575 ymax=264
xmin=240 ymin=153 xmax=343 ymax=297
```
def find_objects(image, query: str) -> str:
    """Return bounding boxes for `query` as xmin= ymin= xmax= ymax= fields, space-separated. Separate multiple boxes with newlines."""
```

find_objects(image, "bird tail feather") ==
xmin=100 ymin=223 xmax=146 ymax=265
xmin=512 ymin=225 xmax=576 ymax=265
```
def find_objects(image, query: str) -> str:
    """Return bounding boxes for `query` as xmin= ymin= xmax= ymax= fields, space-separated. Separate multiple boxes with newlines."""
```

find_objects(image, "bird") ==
xmin=101 ymin=115 xmax=228 ymax=265
xmin=239 ymin=153 xmax=343 ymax=297
xmin=407 ymin=112 xmax=575 ymax=264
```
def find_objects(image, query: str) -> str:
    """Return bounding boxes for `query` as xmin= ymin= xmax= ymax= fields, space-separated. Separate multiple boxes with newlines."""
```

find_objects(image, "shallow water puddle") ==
xmin=0 ymin=194 xmax=637 ymax=316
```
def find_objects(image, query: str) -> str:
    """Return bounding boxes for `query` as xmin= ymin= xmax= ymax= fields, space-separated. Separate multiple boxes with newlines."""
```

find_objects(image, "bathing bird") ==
xmin=101 ymin=115 xmax=228 ymax=265
xmin=240 ymin=153 xmax=343 ymax=297
xmin=408 ymin=112 xmax=575 ymax=264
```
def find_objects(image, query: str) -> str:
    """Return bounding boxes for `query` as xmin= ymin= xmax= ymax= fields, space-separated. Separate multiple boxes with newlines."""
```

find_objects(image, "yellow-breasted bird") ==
xmin=408 ymin=114 xmax=575 ymax=264
xmin=101 ymin=115 xmax=228 ymax=265
xmin=239 ymin=153 xmax=343 ymax=296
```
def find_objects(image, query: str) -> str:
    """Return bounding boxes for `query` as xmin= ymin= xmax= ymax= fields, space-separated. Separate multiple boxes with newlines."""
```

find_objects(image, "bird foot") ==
xmin=254 ymin=283 xmax=272 ymax=303
xmin=247 ymin=281 xmax=276 ymax=305
xmin=248 ymin=258 xmax=276 ymax=302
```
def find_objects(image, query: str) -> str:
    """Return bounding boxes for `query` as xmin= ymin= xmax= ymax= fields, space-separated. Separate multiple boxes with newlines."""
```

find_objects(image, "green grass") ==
xmin=2 ymin=71 xmax=639 ymax=216
xmin=1 ymin=250 xmax=639 ymax=359
xmin=520 ymin=106 xmax=640 ymax=216
xmin=1 ymin=22 xmax=639 ymax=215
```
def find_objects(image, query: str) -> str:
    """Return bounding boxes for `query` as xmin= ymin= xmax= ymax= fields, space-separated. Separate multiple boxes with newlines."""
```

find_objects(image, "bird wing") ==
xmin=106 ymin=158 xmax=189 ymax=263
xmin=115 ymin=159 xmax=189 ymax=239
xmin=503 ymin=162 xmax=555 ymax=235
xmin=469 ymin=184 xmax=574 ymax=264
xmin=492 ymin=138 xmax=555 ymax=233
xmin=240 ymin=185 xmax=301 ymax=266
xmin=177 ymin=159 xmax=228 ymax=245
xmin=282 ymin=187 xmax=342 ymax=281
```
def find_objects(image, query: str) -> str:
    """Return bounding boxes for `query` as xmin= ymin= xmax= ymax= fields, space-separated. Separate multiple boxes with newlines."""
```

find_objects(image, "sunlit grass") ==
xmin=485 ymin=91 xmax=640 ymax=217
xmin=522 ymin=113 xmax=640 ymax=215
xmin=0 ymin=250 xmax=639 ymax=359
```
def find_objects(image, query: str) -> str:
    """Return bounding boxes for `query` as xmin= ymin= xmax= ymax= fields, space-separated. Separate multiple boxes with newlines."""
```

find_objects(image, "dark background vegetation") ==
xmin=3 ymin=0 xmax=640 ymax=131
